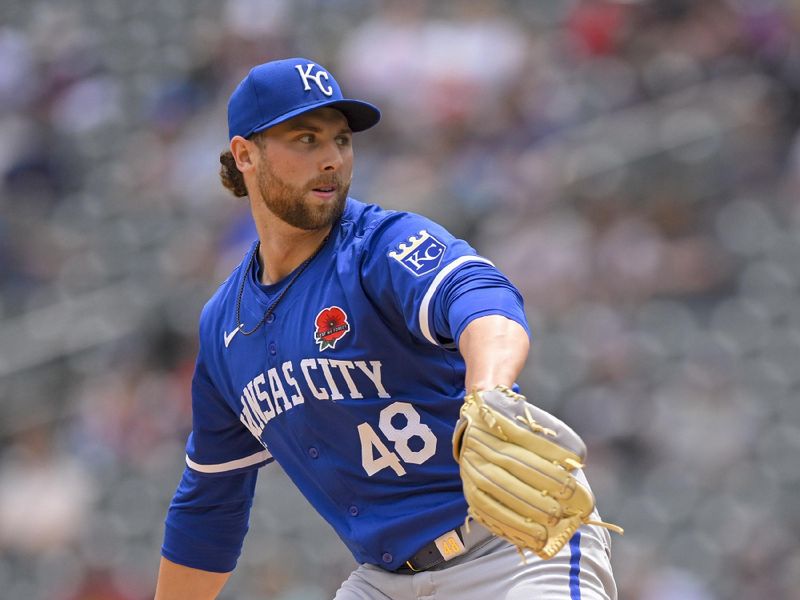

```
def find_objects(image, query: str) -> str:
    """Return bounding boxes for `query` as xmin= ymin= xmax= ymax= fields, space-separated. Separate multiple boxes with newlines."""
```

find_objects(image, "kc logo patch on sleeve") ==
xmin=388 ymin=230 xmax=447 ymax=276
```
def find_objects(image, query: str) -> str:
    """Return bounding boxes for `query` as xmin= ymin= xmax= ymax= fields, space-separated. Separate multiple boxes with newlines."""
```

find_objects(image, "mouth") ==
xmin=310 ymin=183 xmax=338 ymax=199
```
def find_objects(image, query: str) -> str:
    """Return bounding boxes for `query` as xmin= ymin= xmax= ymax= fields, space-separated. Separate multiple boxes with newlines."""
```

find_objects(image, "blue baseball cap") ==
xmin=227 ymin=57 xmax=381 ymax=140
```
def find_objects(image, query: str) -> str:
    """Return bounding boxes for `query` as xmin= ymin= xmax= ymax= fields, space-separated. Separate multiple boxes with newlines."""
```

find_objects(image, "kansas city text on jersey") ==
xmin=238 ymin=358 xmax=390 ymax=437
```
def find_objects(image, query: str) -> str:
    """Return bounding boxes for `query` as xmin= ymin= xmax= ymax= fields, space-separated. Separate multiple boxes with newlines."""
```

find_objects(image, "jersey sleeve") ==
xmin=430 ymin=260 xmax=531 ymax=347
xmin=185 ymin=352 xmax=273 ymax=475
xmin=359 ymin=211 xmax=525 ymax=348
xmin=161 ymin=309 xmax=272 ymax=571
xmin=185 ymin=305 xmax=273 ymax=476
xmin=162 ymin=467 xmax=258 ymax=572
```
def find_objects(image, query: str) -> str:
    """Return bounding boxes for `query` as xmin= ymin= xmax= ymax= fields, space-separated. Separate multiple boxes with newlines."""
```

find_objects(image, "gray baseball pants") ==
xmin=333 ymin=521 xmax=617 ymax=600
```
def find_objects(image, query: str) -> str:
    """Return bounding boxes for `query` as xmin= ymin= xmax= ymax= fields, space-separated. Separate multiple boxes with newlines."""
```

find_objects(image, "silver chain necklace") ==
xmin=234 ymin=236 xmax=328 ymax=336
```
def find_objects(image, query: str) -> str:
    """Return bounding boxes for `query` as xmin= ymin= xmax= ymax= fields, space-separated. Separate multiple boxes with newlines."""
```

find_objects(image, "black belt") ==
xmin=395 ymin=527 xmax=467 ymax=574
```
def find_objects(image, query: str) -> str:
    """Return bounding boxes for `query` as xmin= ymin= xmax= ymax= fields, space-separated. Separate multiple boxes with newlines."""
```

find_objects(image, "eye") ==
xmin=297 ymin=134 xmax=315 ymax=144
xmin=336 ymin=134 xmax=352 ymax=147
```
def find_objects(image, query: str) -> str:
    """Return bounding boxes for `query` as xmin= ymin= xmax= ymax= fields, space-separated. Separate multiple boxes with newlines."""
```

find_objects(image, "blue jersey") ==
xmin=163 ymin=198 xmax=528 ymax=572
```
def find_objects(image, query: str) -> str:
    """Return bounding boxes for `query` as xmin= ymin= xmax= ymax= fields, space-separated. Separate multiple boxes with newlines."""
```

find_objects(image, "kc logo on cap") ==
xmin=295 ymin=63 xmax=334 ymax=97
xmin=227 ymin=57 xmax=381 ymax=140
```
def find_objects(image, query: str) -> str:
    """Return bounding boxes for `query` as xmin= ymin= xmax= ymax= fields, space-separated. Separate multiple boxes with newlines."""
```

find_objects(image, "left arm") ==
xmin=357 ymin=213 xmax=530 ymax=388
xmin=458 ymin=314 xmax=530 ymax=392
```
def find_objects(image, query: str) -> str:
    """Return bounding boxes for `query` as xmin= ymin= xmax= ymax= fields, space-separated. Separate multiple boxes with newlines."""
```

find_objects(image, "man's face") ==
xmin=254 ymin=108 xmax=353 ymax=231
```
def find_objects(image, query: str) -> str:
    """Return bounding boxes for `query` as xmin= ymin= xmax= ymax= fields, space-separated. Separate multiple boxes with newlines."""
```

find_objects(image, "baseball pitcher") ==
xmin=154 ymin=58 xmax=621 ymax=600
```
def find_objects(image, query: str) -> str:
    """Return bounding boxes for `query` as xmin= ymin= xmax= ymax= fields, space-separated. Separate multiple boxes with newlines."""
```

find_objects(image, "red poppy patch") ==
xmin=314 ymin=306 xmax=350 ymax=351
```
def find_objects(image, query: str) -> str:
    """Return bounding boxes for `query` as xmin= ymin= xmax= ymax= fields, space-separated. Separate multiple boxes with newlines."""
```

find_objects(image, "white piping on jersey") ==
xmin=185 ymin=449 xmax=272 ymax=474
xmin=418 ymin=255 xmax=495 ymax=346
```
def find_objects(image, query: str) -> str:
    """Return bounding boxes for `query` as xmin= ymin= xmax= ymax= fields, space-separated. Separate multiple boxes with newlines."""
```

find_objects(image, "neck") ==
xmin=255 ymin=220 xmax=331 ymax=284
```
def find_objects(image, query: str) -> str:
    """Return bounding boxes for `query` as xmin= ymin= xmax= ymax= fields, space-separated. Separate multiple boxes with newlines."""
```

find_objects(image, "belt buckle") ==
xmin=404 ymin=560 xmax=421 ymax=572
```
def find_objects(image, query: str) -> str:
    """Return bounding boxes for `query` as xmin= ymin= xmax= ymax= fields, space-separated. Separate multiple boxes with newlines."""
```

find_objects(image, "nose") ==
xmin=319 ymin=140 xmax=344 ymax=172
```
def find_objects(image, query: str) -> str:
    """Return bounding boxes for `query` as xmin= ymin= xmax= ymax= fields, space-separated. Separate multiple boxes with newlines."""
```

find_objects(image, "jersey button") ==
xmin=266 ymin=313 xmax=275 ymax=324
xmin=348 ymin=505 xmax=359 ymax=516
xmin=308 ymin=447 xmax=319 ymax=459
xmin=382 ymin=552 xmax=393 ymax=564
xmin=268 ymin=342 xmax=277 ymax=355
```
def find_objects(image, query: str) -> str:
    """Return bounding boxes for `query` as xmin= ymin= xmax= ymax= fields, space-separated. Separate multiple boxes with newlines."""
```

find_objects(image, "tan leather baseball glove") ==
xmin=452 ymin=386 xmax=622 ymax=559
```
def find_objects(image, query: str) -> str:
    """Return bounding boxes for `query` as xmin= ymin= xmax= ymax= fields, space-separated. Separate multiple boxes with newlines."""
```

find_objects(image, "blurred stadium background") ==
xmin=1 ymin=0 xmax=799 ymax=598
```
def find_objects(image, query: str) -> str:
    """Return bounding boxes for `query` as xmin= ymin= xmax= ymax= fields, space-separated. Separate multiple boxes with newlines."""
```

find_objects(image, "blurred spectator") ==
xmin=0 ymin=423 xmax=95 ymax=554
xmin=59 ymin=569 xmax=142 ymax=600
xmin=339 ymin=0 xmax=527 ymax=134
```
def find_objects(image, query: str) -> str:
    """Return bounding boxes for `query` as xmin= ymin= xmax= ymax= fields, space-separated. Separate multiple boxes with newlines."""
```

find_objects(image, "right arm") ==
xmin=156 ymin=466 xmax=259 ymax=600
xmin=155 ymin=558 xmax=231 ymax=600
xmin=157 ymin=320 xmax=269 ymax=599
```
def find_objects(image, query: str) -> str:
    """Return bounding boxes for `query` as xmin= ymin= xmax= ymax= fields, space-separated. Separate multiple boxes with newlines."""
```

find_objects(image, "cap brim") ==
xmin=247 ymin=98 xmax=381 ymax=137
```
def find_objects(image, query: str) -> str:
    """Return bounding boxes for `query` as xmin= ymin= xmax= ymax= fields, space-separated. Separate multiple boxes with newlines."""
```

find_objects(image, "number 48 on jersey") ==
xmin=357 ymin=402 xmax=437 ymax=476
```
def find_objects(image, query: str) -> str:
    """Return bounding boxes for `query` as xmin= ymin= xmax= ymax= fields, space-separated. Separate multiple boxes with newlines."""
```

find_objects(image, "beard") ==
xmin=256 ymin=162 xmax=349 ymax=231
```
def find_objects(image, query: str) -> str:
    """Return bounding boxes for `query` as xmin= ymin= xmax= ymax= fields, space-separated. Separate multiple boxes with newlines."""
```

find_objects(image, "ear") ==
xmin=230 ymin=135 xmax=258 ymax=174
